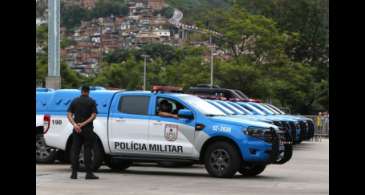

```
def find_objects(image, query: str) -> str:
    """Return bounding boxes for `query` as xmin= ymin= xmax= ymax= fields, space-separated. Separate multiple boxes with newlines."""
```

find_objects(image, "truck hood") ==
xmin=210 ymin=116 xmax=277 ymax=129
xmin=230 ymin=115 xmax=273 ymax=123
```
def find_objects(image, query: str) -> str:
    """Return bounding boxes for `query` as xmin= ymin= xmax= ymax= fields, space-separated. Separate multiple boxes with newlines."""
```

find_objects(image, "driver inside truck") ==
xmin=157 ymin=100 xmax=178 ymax=119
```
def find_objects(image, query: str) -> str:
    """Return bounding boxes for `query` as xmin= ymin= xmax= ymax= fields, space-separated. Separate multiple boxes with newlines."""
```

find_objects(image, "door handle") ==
xmin=115 ymin=118 xmax=126 ymax=122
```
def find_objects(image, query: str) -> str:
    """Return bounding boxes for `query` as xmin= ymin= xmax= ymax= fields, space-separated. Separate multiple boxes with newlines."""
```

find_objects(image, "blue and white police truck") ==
xmin=245 ymin=102 xmax=310 ymax=143
xmin=234 ymin=101 xmax=303 ymax=144
xmin=261 ymin=103 xmax=315 ymax=140
xmin=205 ymin=100 xmax=293 ymax=164
xmin=206 ymin=100 xmax=294 ymax=142
xmin=43 ymin=86 xmax=293 ymax=178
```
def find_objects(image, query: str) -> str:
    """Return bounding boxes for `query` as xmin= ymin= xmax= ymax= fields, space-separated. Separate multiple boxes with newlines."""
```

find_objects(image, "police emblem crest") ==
xmin=164 ymin=124 xmax=178 ymax=141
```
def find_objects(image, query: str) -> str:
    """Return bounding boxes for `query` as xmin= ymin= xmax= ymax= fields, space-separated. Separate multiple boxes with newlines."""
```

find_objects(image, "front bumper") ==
xmin=266 ymin=130 xmax=293 ymax=164
xmin=242 ymin=129 xmax=293 ymax=164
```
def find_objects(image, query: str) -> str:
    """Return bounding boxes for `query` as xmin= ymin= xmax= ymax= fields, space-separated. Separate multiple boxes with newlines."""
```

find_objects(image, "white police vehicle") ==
xmin=43 ymin=86 xmax=292 ymax=178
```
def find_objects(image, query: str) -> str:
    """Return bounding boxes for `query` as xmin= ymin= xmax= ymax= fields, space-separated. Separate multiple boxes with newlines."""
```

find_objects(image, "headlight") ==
xmin=243 ymin=126 xmax=274 ymax=142
xmin=273 ymin=121 xmax=282 ymax=127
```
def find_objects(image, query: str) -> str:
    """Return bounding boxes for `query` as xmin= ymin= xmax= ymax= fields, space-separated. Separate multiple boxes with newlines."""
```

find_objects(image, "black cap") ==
xmin=81 ymin=85 xmax=90 ymax=92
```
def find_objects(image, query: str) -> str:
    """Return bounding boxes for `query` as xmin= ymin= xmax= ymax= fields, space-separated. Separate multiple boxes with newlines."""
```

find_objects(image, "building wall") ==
xmin=81 ymin=0 xmax=96 ymax=9
xmin=148 ymin=0 xmax=165 ymax=11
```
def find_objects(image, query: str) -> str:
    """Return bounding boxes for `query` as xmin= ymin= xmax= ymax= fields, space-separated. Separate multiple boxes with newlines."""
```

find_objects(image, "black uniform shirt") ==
xmin=67 ymin=95 xmax=97 ymax=129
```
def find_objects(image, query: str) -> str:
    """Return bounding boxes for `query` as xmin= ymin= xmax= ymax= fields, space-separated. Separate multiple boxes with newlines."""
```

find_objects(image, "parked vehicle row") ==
xmin=186 ymin=86 xmax=315 ymax=144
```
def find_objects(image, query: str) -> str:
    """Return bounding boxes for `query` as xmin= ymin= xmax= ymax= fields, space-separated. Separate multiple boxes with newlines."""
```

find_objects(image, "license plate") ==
xmin=279 ymin=144 xmax=285 ymax=151
xmin=281 ymin=141 xmax=291 ymax=144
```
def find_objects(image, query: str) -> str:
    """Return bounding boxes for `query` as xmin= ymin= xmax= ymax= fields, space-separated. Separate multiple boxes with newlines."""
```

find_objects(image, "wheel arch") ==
xmin=199 ymin=136 xmax=243 ymax=162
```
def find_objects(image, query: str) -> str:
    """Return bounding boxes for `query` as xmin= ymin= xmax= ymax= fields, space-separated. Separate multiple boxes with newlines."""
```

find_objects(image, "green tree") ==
xmin=239 ymin=0 xmax=329 ymax=74
xmin=36 ymin=53 xmax=86 ymax=88
xmin=36 ymin=24 xmax=48 ymax=47
xmin=93 ymin=56 xmax=142 ymax=89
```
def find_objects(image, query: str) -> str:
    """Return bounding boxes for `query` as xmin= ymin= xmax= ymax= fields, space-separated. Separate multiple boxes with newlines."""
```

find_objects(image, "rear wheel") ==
xmin=238 ymin=164 xmax=266 ymax=176
xmin=106 ymin=158 xmax=132 ymax=171
xmin=204 ymin=142 xmax=241 ymax=178
xmin=36 ymin=135 xmax=56 ymax=163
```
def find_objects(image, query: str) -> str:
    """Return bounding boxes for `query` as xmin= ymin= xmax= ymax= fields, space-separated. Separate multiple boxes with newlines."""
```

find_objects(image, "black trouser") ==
xmin=70 ymin=127 xmax=95 ymax=175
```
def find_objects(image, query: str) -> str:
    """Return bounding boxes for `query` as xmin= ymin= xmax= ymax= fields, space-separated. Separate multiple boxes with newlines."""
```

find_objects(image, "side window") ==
xmin=119 ymin=96 xmax=150 ymax=115
xmin=156 ymin=98 xmax=186 ymax=115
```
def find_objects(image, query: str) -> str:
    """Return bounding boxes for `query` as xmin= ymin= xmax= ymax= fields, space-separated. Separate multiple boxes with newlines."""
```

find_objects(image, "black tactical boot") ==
xmin=70 ymin=170 xmax=77 ymax=179
xmin=85 ymin=173 xmax=99 ymax=180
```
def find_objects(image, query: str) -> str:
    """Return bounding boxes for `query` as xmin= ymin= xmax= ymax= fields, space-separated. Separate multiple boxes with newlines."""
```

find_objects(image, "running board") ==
xmin=111 ymin=154 xmax=199 ymax=163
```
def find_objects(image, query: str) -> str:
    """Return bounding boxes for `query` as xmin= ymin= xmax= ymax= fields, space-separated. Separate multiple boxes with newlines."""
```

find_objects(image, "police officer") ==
xmin=158 ymin=100 xmax=178 ymax=119
xmin=67 ymin=86 xmax=99 ymax=179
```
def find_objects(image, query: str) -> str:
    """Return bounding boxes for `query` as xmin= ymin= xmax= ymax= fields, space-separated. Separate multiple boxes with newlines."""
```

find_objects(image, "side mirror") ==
xmin=178 ymin=109 xmax=194 ymax=119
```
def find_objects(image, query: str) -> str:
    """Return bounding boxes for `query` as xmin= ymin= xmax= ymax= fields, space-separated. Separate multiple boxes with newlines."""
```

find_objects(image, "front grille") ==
xmin=299 ymin=121 xmax=307 ymax=140
xmin=289 ymin=121 xmax=296 ymax=142
xmin=273 ymin=121 xmax=286 ymax=131
xmin=277 ymin=131 xmax=290 ymax=143
xmin=281 ymin=121 xmax=289 ymax=131
xmin=307 ymin=120 xmax=315 ymax=138
xmin=268 ymin=128 xmax=280 ymax=163
xmin=273 ymin=121 xmax=282 ymax=127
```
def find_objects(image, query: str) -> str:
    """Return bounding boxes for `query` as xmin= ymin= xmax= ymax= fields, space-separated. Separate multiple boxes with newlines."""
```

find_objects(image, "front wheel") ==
xmin=204 ymin=142 xmax=241 ymax=178
xmin=238 ymin=164 xmax=266 ymax=176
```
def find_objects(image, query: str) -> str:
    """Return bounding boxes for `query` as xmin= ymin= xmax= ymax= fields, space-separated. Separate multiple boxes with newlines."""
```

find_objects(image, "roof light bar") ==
xmin=152 ymin=85 xmax=183 ymax=93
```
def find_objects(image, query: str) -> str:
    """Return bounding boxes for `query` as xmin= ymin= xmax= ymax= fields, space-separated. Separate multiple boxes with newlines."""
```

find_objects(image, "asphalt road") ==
xmin=36 ymin=139 xmax=329 ymax=195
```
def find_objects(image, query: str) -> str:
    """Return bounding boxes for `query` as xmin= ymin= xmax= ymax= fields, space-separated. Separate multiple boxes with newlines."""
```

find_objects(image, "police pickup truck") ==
xmin=43 ymin=86 xmax=292 ymax=178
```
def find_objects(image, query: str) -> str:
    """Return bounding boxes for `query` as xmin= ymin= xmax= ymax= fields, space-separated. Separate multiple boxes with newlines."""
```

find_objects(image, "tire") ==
xmin=204 ymin=141 xmax=241 ymax=178
xmin=158 ymin=161 xmax=194 ymax=167
xmin=238 ymin=164 xmax=266 ymax=176
xmin=106 ymin=158 xmax=132 ymax=171
xmin=56 ymin=150 xmax=67 ymax=163
xmin=36 ymin=135 xmax=57 ymax=163
xmin=77 ymin=141 xmax=104 ymax=172
xmin=275 ymin=144 xmax=293 ymax=164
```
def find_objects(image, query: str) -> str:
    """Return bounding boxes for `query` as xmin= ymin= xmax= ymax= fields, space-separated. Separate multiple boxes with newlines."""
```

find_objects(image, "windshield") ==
xmin=218 ymin=101 xmax=245 ymax=115
xmin=234 ymin=90 xmax=249 ymax=99
xmin=230 ymin=102 xmax=253 ymax=115
xmin=206 ymin=100 xmax=232 ymax=115
xmin=248 ymin=102 xmax=275 ymax=115
xmin=261 ymin=104 xmax=281 ymax=114
xmin=237 ymin=102 xmax=266 ymax=115
xmin=265 ymin=104 xmax=286 ymax=114
xmin=179 ymin=95 xmax=226 ymax=116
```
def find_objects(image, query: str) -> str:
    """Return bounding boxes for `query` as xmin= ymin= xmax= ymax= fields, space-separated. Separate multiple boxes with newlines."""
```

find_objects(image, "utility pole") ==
xmin=210 ymin=34 xmax=214 ymax=88
xmin=141 ymin=54 xmax=149 ymax=90
xmin=45 ymin=0 xmax=61 ymax=89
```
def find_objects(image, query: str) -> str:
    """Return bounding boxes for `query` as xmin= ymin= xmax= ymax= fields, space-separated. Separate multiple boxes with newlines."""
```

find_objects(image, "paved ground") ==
xmin=36 ymin=139 xmax=328 ymax=195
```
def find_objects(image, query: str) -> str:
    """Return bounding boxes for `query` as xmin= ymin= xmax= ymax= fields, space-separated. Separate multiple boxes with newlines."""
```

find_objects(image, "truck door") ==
xmin=148 ymin=96 xmax=197 ymax=159
xmin=108 ymin=94 xmax=151 ymax=154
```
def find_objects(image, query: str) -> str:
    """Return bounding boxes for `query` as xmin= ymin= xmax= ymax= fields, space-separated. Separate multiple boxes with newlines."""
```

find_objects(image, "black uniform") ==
xmin=67 ymin=95 xmax=97 ymax=174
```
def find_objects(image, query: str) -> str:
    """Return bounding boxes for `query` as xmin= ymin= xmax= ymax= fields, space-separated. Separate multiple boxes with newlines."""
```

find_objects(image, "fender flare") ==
xmin=199 ymin=135 xmax=243 ymax=162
